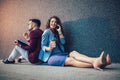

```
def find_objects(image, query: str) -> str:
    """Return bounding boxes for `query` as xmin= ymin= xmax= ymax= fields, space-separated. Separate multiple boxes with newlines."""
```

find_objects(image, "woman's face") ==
xmin=50 ymin=18 xmax=57 ymax=29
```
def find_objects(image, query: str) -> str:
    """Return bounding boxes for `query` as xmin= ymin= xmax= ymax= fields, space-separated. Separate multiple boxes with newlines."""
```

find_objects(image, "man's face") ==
xmin=28 ymin=21 xmax=34 ymax=31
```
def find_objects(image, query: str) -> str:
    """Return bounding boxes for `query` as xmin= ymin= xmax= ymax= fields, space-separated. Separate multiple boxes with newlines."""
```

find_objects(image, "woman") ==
xmin=39 ymin=16 xmax=111 ymax=71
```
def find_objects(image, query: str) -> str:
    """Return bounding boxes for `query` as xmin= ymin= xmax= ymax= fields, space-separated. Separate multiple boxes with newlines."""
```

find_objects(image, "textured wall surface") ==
xmin=0 ymin=0 xmax=120 ymax=62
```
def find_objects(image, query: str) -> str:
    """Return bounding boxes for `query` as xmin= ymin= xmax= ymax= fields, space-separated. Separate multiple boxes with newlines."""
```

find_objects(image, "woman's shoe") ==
xmin=100 ymin=54 xmax=111 ymax=69
xmin=106 ymin=54 xmax=111 ymax=65
xmin=93 ymin=51 xmax=107 ymax=71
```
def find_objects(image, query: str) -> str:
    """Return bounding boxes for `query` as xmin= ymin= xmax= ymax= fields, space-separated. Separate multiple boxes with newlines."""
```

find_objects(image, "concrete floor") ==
xmin=0 ymin=60 xmax=120 ymax=80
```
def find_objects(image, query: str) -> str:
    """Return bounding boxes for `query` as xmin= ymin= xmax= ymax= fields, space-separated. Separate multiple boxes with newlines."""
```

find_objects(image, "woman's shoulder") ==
xmin=43 ymin=28 xmax=52 ymax=34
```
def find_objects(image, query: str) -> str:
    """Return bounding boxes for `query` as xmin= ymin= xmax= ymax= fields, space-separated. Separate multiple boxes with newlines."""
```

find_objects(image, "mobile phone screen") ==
xmin=56 ymin=26 xmax=59 ymax=29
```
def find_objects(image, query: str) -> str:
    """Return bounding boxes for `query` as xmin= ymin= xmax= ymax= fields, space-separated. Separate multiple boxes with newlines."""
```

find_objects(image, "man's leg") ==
xmin=8 ymin=46 xmax=29 ymax=61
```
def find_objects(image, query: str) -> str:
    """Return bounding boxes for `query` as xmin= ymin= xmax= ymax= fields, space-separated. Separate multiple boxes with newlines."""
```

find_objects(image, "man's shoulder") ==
xmin=31 ymin=29 xmax=43 ymax=33
xmin=37 ymin=28 xmax=43 ymax=33
xmin=30 ymin=29 xmax=43 ymax=36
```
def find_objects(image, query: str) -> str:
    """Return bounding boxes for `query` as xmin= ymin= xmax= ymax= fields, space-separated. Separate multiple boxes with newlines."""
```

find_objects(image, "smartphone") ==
xmin=55 ymin=26 xmax=59 ymax=29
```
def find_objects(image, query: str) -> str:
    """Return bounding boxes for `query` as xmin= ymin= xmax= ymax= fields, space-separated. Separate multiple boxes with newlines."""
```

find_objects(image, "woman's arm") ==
xmin=60 ymin=38 xmax=65 ymax=44
xmin=56 ymin=25 xmax=65 ymax=44
xmin=42 ymin=30 xmax=54 ymax=52
xmin=58 ymin=32 xmax=64 ymax=38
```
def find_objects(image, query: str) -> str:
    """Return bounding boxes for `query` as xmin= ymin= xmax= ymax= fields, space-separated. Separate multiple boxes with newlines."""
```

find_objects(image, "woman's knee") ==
xmin=65 ymin=57 xmax=75 ymax=65
xmin=69 ymin=50 xmax=78 ymax=57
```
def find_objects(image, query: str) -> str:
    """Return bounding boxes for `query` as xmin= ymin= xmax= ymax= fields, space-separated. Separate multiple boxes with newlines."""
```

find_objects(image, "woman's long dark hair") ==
xmin=46 ymin=16 xmax=64 ymax=52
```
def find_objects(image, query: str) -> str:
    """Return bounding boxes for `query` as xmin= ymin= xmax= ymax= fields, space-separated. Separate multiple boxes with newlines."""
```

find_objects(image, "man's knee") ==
xmin=14 ymin=46 xmax=22 ymax=52
xmin=14 ymin=45 xmax=20 ymax=49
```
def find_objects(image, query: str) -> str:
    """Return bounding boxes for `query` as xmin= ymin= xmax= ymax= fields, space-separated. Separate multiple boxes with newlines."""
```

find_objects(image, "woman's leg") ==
xmin=69 ymin=51 xmax=97 ymax=64
xmin=64 ymin=57 xmax=93 ymax=68
xmin=69 ymin=51 xmax=107 ymax=70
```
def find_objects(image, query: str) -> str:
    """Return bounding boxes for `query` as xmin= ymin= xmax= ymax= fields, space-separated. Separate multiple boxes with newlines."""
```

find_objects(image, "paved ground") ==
xmin=0 ymin=60 xmax=120 ymax=80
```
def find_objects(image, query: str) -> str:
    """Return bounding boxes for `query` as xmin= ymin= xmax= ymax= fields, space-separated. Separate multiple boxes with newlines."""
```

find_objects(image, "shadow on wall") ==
xmin=63 ymin=16 xmax=120 ymax=63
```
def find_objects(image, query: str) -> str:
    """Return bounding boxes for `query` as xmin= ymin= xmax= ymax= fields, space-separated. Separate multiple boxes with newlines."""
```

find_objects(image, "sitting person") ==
xmin=3 ymin=19 xmax=43 ymax=64
xmin=39 ymin=16 xmax=111 ymax=71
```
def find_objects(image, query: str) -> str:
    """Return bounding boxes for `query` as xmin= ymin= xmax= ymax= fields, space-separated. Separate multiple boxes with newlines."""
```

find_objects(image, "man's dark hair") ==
xmin=29 ymin=19 xmax=41 ymax=27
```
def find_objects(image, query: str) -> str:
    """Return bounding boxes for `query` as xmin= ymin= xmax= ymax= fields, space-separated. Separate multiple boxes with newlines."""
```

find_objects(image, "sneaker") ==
xmin=17 ymin=58 xmax=26 ymax=63
xmin=2 ymin=59 xmax=15 ymax=64
xmin=17 ymin=58 xmax=22 ymax=63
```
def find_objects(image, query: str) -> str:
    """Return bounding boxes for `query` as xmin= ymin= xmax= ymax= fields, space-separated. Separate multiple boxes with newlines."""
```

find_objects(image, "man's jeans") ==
xmin=8 ymin=46 xmax=29 ymax=61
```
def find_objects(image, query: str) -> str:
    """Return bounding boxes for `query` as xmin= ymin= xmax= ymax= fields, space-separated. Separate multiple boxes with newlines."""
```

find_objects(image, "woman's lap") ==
xmin=47 ymin=53 xmax=68 ymax=66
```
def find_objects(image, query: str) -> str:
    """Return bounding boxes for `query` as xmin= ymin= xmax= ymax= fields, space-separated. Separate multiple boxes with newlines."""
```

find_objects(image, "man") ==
xmin=2 ymin=19 xmax=43 ymax=64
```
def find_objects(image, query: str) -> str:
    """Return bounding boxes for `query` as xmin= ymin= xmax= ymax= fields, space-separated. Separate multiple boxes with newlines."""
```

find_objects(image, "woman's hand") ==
xmin=56 ymin=25 xmax=64 ymax=38
xmin=45 ymin=40 xmax=56 ymax=51
xmin=56 ymin=25 xmax=62 ymax=34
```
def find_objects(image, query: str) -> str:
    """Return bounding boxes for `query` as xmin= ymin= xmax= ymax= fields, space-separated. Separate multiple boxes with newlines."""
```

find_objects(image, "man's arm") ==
xmin=23 ymin=31 xmax=30 ymax=41
xmin=21 ymin=31 xmax=39 ymax=52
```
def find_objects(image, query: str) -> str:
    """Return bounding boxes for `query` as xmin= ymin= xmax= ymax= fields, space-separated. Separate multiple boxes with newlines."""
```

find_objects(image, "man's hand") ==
xmin=14 ymin=40 xmax=19 ymax=46
xmin=23 ymin=32 xmax=29 ymax=41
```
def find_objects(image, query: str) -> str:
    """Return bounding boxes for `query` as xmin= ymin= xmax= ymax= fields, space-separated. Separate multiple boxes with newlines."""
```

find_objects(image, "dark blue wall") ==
xmin=63 ymin=17 xmax=120 ymax=63
xmin=62 ymin=0 xmax=120 ymax=63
